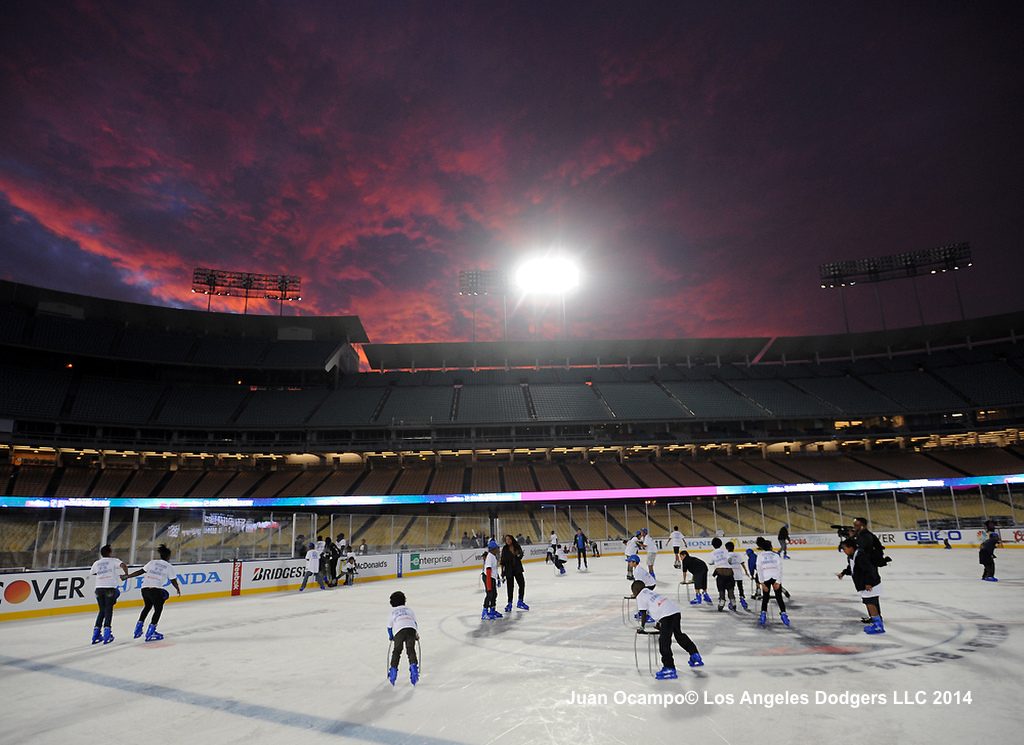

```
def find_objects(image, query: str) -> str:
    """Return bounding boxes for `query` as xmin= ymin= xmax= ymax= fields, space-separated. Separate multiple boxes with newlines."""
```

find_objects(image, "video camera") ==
xmin=831 ymin=524 xmax=853 ymax=540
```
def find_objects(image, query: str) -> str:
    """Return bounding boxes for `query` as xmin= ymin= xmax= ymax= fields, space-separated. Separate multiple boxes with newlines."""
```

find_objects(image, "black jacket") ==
xmin=500 ymin=543 xmax=524 ymax=575
xmin=841 ymin=549 xmax=881 ymax=592
xmin=681 ymin=555 xmax=707 ymax=575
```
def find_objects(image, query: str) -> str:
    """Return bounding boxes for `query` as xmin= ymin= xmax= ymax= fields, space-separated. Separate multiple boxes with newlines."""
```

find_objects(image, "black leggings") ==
xmin=715 ymin=573 xmax=735 ymax=600
xmin=138 ymin=587 xmax=169 ymax=626
xmin=656 ymin=612 xmax=698 ymax=669
xmin=390 ymin=627 xmax=419 ymax=667
xmin=482 ymin=573 xmax=497 ymax=609
xmin=735 ymin=579 xmax=745 ymax=598
xmin=691 ymin=569 xmax=708 ymax=593
xmin=505 ymin=570 xmax=525 ymax=604
xmin=760 ymin=580 xmax=786 ymax=612
xmin=981 ymin=558 xmax=995 ymax=579
xmin=576 ymin=547 xmax=587 ymax=568
xmin=94 ymin=588 xmax=118 ymax=628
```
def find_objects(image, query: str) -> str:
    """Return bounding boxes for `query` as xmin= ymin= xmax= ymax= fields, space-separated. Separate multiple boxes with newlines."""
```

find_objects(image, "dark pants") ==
xmin=300 ymin=570 xmax=325 ymax=590
xmin=482 ymin=573 xmax=497 ymax=609
xmin=656 ymin=612 xmax=698 ymax=669
xmin=576 ymin=547 xmax=587 ymax=568
xmin=324 ymin=558 xmax=337 ymax=586
xmin=138 ymin=587 xmax=169 ymax=626
xmin=505 ymin=570 xmax=525 ymax=604
xmin=691 ymin=569 xmax=708 ymax=593
xmin=861 ymin=596 xmax=881 ymax=616
xmin=715 ymin=572 xmax=735 ymax=600
xmin=552 ymin=556 xmax=565 ymax=570
xmin=760 ymin=580 xmax=786 ymax=612
xmin=94 ymin=587 xmax=118 ymax=628
xmin=390 ymin=627 xmax=418 ymax=667
xmin=735 ymin=579 xmax=745 ymax=598
xmin=780 ymin=540 xmax=788 ymax=557
xmin=981 ymin=558 xmax=995 ymax=579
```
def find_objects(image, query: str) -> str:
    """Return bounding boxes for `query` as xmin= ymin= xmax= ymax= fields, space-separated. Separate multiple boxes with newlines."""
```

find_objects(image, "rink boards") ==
xmin=2 ymin=528 xmax=1020 ymax=622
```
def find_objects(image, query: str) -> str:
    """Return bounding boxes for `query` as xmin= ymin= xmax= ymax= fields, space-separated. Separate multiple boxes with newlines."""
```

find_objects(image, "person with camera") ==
xmin=847 ymin=517 xmax=889 ymax=622
xmin=837 ymin=537 xmax=885 ymax=634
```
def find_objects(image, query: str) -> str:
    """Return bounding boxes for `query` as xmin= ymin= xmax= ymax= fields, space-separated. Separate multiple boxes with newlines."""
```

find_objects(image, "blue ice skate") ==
xmin=91 ymin=627 xmax=102 ymax=645
xmin=688 ymin=653 xmax=704 ymax=667
xmin=481 ymin=608 xmax=490 ymax=620
xmin=504 ymin=603 xmax=513 ymax=613
xmin=863 ymin=616 xmax=885 ymax=635
xmin=728 ymin=602 xmax=736 ymax=612
xmin=739 ymin=598 xmax=748 ymax=610
xmin=689 ymin=595 xmax=702 ymax=605
xmin=102 ymin=627 xmax=114 ymax=644
xmin=144 ymin=624 xmax=163 ymax=642
xmin=516 ymin=600 xmax=530 ymax=611
xmin=758 ymin=611 xmax=767 ymax=627
xmin=488 ymin=608 xmax=504 ymax=619
xmin=134 ymin=621 xmax=144 ymax=639
xmin=654 ymin=667 xmax=678 ymax=680
xmin=410 ymin=663 xmax=419 ymax=686
xmin=780 ymin=612 xmax=790 ymax=627
xmin=387 ymin=666 xmax=398 ymax=686
xmin=982 ymin=577 xmax=998 ymax=582
xmin=702 ymin=592 xmax=712 ymax=604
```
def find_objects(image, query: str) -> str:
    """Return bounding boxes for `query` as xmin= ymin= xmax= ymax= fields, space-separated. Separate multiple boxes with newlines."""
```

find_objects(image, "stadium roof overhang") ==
xmin=365 ymin=310 xmax=1024 ymax=371
xmin=363 ymin=337 xmax=771 ymax=370
xmin=0 ymin=280 xmax=369 ymax=342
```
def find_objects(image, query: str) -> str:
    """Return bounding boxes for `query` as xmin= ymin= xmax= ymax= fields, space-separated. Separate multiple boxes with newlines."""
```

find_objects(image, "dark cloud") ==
xmin=1 ymin=1 xmax=1021 ymax=342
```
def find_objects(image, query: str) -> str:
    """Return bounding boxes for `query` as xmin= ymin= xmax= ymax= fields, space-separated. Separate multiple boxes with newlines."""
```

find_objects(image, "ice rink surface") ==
xmin=2 ymin=548 xmax=1023 ymax=745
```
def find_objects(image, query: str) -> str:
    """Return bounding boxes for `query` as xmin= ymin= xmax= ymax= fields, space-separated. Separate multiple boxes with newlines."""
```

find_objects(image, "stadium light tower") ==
xmin=192 ymin=267 xmax=302 ymax=315
xmin=513 ymin=255 xmax=581 ymax=339
xmin=458 ymin=269 xmax=507 ymax=342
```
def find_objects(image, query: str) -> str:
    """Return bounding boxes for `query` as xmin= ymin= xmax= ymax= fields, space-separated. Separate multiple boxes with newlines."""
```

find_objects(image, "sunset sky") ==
xmin=1 ymin=2 xmax=1022 ymax=343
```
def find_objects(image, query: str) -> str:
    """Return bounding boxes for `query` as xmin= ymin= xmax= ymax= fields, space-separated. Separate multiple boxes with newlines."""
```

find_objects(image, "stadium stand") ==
xmin=376 ymin=386 xmax=453 ymax=425
xmin=593 ymin=383 xmax=689 ymax=420
xmin=31 ymin=315 xmax=117 ymax=357
xmin=729 ymin=380 xmax=836 ymax=418
xmin=927 ymin=447 xmax=1024 ymax=476
xmin=533 ymin=464 xmax=571 ymax=491
xmin=932 ymin=361 xmax=1024 ymax=407
xmin=470 ymin=465 xmax=501 ymax=494
xmin=10 ymin=466 xmax=54 ymax=496
xmin=70 ymin=377 xmax=164 ymax=424
xmin=503 ymin=464 xmax=537 ymax=492
xmin=662 ymin=380 xmax=766 ymax=419
xmin=88 ymin=468 xmax=133 ymax=498
xmin=115 ymin=327 xmax=195 ymax=364
xmin=428 ymin=467 xmax=465 ymax=495
xmin=530 ymin=384 xmax=611 ymax=421
xmin=456 ymin=385 xmax=531 ymax=423
xmin=234 ymin=388 xmax=328 ymax=427
xmin=307 ymin=388 xmax=386 ymax=426
xmin=595 ymin=462 xmax=639 ymax=489
xmin=859 ymin=371 xmax=967 ymax=412
xmin=191 ymin=337 xmax=269 ymax=367
xmin=391 ymin=468 xmax=431 ymax=496
xmin=53 ymin=467 xmax=97 ymax=497
xmin=156 ymin=469 xmax=205 ymax=497
xmin=0 ymin=366 xmax=71 ymax=419
xmin=791 ymin=376 xmax=902 ymax=416
xmin=156 ymin=386 xmax=248 ymax=427
xmin=623 ymin=461 xmax=678 ymax=488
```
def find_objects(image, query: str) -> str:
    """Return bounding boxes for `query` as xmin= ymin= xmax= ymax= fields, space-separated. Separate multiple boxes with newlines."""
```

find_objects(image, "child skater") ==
xmin=387 ymin=591 xmax=420 ymax=685
xmin=669 ymin=526 xmax=687 ymax=569
xmin=678 ymin=550 xmax=712 ymax=605
xmin=90 ymin=544 xmax=128 ymax=645
xmin=481 ymin=539 xmax=502 ymax=619
xmin=756 ymin=537 xmax=789 ymax=627
xmin=554 ymin=544 xmax=569 ymax=575
xmin=979 ymin=531 xmax=1000 ymax=581
xmin=837 ymin=537 xmax=885 ymax=634
xmin=299 ymin=542 xmax=326 ymax=591
xmin=746 ymin=548 xmax=760 ymax=599
xmin=628 ymin=554 xmax=655 ymax=621
xmin=631 ymin=580 xmax=704 ymax=679
xmin=725 ymin=542 xmax=749 ymax=610
xmin=645 ymin=530 xmax=658 ymax=579
xmin=709 ymin=537 xmax=737 ymax=612
xmin=500 ymin=534 xmax=529 ymax=612
xmin=123 ymin=543 xmax=181 ymax=642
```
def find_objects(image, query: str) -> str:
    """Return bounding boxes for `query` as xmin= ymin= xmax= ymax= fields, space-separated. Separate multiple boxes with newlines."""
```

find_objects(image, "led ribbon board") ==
xmin=0 ymin=473 xmax=1020 ymax=510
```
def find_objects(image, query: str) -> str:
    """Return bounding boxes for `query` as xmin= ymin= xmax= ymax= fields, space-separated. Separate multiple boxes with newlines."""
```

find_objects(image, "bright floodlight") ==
xmin=513 ymin=256 xmax=580 ymax=296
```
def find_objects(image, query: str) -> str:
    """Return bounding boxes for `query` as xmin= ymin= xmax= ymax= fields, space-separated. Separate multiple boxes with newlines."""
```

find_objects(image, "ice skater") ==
xmin=90 ymin=544 xmax=128 ymax=645
xmin=631 ymin=580 xmax=704 ymax=679
xmin=499 ymin=534 xmax=529 ymax=612
xmin=709 ymin=538 xmax=736 ymax=612
xmin=628 ymin=554 xmax=656 ymax=590
xmin=979 ymin=532 xmax=1000 ymax=581
xmin=342 ymin=554 xmax=358 ymax=586
xmin=122 ymin=543 xmax=181 ymax=642
xmin=645 ymin=531 xmax=658 ymax=579
xmin=624 ymin=531 xmax=642 ymax=580
xmin=778 ymin=524 xmax=790 ymax=559
xmin=481 ymin=539 xmax=502 ymax=619
xmin=746 ymin=548 xmax=760 ymax=599
xmin=678 ymin=550 xmax=711 ymax=605
xmin=387 ymin=591 xmax=420 ymax=685
xmin=299 ymin=542 xmax=326 ymax=591
xmin=837 ymin=537 xmax=885 ymax=634
xmin=553 ymin=544 xmax=569 ymax=574
xmin=755 ymin=537 xmax=789 ymax=627
xmin=669 ymin=526 xmax=687 ymax=568
xmin=726 ymin=541 xmax=750 ymax=610
xmin=574 ymin=528 xmax=589 ymax=570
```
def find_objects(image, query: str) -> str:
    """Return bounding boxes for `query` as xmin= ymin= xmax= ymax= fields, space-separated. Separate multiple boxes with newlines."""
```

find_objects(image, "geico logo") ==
xmin=418 ymin=556 xmax=452 ymax=566
xmin=251 ymin=566 xmax=306 ymax=581
xmin=360 ymin=560 xmax=389 ymax=569
xmin=904 ymin=530 xmax=961 ymax=541
xmin=0 ymin=576 xmax=87 ymax=605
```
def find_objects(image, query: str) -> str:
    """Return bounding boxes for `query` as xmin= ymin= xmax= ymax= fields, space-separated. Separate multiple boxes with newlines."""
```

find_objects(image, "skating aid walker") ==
xmin=676 ymin=580 xmax=693 ymax=605
xmin=633 ymin=626 xmax=659 ymax=677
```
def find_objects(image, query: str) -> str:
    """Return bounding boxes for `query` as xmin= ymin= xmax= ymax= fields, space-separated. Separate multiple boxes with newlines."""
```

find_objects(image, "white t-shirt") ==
xmin=756 ymin=551 xmax=783 ymax=582
xmin=669 ymin=531 xmax=685 ymax=548
xmin=556 ymin=546 xmax=569 ymax=561
xmin=549 ymin=533 xmax=558 ymax=546
xmin=633 ymin=564 xmax=656 ymax=587
xmin=315 ymin=540 xmax=326 ymax=552
xmin=388 ymin=605 xmax=418 ymax=634
xmin=90 ymin=557 xmax=123 ymax=588
xmin=141 ymin=559 xmax=176 ymax=589
xmin=305 ymin=549 xmax=321 ymax=573
xmin=635 ymin=588 xmax=681 ymax=622
xmin=709 ymin=547 xmax=731 ymax=570
xmin=728 ymin=552 xmax=747 ymax=576
xmin=344 ymin=559 xmax=357 ymax=573
xmin=625 ymin=536 xmax=640 ymax=556
xmin=483 ymin=552 xmax=498 ymax=575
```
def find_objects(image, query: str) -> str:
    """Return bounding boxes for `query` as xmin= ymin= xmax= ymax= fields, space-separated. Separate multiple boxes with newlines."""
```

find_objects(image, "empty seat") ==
xmin=530 ymin=384 xmax=610 ymax=421
xmin=307 ymin=388 xmax=386 ymax=426
xmin=663 ymin=380 xmax=766 ymax=419
xmin=0 ymin=366 xmax=71 ymax=419
xmin=456 ymin=385 xmax=531 ymax=423
xmin=156 ymin=386 xmax=248 ymax=427
xmin=71 ymin=378 xmax=164 ymax=424
xmin=377 ymin=386 xmax=453 ymax=425
xmin=594 ymin=383 xmax=688 ymax=420
xmin=234 ymin=389 xmax=328 ymax=427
